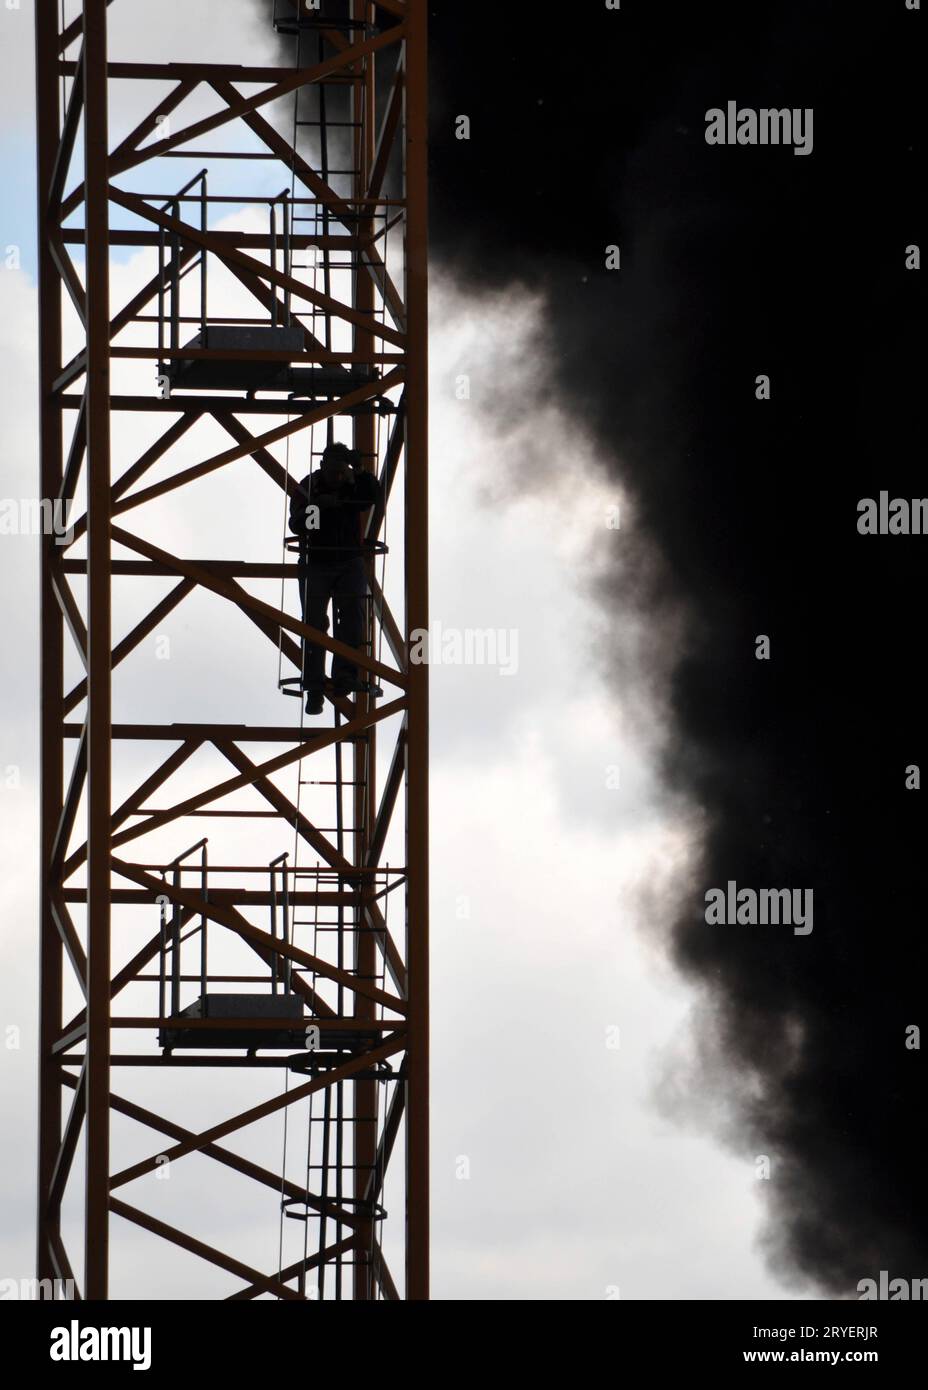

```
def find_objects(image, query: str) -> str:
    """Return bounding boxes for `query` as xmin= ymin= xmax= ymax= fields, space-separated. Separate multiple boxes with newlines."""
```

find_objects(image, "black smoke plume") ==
xmin=428 ymin=0 xmax=926 ymax=1295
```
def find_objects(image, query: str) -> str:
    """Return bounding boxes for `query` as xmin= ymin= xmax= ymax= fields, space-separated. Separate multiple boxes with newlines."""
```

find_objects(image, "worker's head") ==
xmin=320 ymin=441 xmax=356 ymax=486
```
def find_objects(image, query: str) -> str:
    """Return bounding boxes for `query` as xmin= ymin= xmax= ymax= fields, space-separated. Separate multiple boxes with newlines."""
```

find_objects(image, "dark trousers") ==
xmin=298 ymin=556 xmax=367 ymax=692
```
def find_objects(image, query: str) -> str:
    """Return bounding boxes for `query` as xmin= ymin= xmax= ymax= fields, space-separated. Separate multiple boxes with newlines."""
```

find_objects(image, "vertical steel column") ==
xmin=35 ymin=3 xmax=64 ymax=1290
xmin=82 ymin=0 xmax=113 ymax=1300
xmin=404 ymin=0 xmax=430 ymax=1302
xmin=351 ymin=0 xmax=377 ymax=1301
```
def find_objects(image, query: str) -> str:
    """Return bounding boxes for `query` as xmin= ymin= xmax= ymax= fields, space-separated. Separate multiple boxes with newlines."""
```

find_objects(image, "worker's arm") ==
xmin=337 ymin=468 xmax=381 ymax=511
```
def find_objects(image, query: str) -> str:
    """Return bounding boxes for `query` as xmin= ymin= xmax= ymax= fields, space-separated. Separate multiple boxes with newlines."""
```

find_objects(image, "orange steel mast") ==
xmin=35 ymin=0 xmax=428 ymax=1300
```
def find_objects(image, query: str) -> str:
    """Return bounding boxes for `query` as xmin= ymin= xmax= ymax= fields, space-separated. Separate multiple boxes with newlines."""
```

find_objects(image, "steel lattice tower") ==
xmin=35 ymin=0 xmax=427 ymax=1300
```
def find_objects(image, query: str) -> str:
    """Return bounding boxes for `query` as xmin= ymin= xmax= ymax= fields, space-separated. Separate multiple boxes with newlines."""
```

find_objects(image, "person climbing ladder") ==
xmin=289 ymin=440 xmax=382 ymax=715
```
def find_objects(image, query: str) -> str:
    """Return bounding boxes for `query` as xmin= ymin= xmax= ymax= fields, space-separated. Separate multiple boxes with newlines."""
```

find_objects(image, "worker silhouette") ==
xmin=289 ymin=441 xmax=381 ymax=716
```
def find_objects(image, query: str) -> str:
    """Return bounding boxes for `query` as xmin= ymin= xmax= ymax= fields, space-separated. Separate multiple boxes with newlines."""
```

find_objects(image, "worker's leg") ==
xmin=330 ymin=557 xmax=368 ymax=691
xmin=299 ymin=562 xmax=333 ymax=693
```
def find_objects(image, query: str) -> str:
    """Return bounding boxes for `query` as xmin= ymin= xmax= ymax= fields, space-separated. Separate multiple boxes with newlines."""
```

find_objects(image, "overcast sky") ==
xmin=0 ymin=0 xmax=801 ymax=1301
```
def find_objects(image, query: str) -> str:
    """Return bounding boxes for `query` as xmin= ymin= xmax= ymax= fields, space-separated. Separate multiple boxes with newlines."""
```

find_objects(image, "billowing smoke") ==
xmin=427 ymin=0 xmax=927 ymax=1295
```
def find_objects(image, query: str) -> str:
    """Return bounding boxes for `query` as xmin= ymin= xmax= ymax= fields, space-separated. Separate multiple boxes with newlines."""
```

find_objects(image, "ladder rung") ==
xmin=296 ymin=120 xmax=363 ymax=129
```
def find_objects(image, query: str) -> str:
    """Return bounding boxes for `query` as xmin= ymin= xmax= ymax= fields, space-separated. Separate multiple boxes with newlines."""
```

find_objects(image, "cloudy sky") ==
xmin=0 ymin=0 xmax=800 ymax=1300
